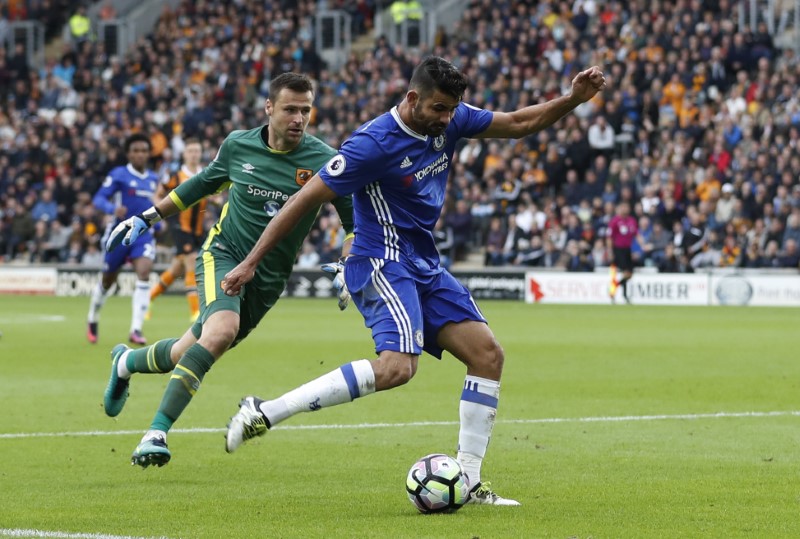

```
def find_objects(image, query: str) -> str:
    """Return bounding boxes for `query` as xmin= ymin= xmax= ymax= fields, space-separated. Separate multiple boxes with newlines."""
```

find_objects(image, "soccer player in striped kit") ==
xmin=148 ymin=138 xmax=206 ymax=322
xmin=222 ymin=56 xmax=606 ymax=505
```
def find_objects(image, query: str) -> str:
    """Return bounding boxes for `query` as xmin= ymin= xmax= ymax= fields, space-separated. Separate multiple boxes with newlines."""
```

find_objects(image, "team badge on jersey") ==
xmin=414 ymin=330 xmax=424 ymax=348
xmin=433 ymin=134 xmax=446 ymax=151
xmin=326 ymin=155 xmax=346 ymax=176
xmin=295 ymin=168 xmax=313 ymax=186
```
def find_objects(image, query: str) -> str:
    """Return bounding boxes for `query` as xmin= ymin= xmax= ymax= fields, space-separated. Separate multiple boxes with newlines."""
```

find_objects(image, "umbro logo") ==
xmin=400 ymin=156 xmax=413 ymax=169
xmin=242 ymin=163 xmax=255 ymax=174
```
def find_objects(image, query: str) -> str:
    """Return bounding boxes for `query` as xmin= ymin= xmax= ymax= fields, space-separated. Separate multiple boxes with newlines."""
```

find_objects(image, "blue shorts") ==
xmin=101 ymin=226 xmax=156 ymax=273
xmin=345 ymin=255 xmax=486 ymax=359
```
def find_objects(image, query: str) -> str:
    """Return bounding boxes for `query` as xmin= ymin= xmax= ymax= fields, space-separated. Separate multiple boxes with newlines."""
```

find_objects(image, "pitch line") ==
xmin=0 ymin=314 xmax=65 ymax=324
xmin=1 ymin=410 xmax=798 ymax=440
xmin=0 ymin=529 xmax=173 ymax=539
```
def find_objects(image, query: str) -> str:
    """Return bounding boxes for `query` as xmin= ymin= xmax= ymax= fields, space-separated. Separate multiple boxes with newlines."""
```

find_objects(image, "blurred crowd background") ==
xmin=2 ymin=0 xmax=800 ymax=273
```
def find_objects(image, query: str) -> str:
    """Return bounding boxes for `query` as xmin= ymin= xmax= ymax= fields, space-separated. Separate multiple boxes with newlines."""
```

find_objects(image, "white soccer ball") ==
xmin=405 ymin=453 xmax=470 ymax=514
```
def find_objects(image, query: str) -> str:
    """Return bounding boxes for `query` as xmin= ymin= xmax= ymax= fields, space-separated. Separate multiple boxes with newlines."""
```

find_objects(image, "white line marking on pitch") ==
xmin=0 ymin=529 xmax=174 ymax=539
xmin=0 ymin=314 xmax=66 ymax=324
xmin=1 ymin=410 xmax=798 ymax=440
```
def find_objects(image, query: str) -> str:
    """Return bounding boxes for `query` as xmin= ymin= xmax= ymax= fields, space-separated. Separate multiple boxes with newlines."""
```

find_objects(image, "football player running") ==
xmin=101 ymin=73 xmax=354 ymax=468
xmin=222 ymin=57 xmax=606 ymax=505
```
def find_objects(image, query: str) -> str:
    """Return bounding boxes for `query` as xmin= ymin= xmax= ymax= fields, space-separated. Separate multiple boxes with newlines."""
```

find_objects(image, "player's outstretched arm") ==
xmin=477 ymin=66 xmax=607 ymax=140
xmin=223 ymin=175 xmax=337 ymax=296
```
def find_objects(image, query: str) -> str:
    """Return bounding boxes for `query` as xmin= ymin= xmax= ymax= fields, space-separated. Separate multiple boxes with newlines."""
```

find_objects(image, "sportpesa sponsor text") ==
xmin=247 ymin=184 xmax=290 ymax=201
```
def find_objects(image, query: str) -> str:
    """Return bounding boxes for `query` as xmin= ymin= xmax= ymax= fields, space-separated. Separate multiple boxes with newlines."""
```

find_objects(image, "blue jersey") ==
xmin=92 ymin=164 xmax=159 ymax=220
xmin=319 ymin=103 xmax=493 ymax=272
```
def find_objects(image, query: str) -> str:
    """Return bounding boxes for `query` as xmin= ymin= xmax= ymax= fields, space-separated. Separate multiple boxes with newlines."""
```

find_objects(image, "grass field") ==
xmin=0 ymin=295 xmax=798 ymax=539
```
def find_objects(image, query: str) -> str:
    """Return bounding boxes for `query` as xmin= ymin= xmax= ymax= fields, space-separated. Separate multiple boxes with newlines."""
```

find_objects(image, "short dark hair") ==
xmin=409 ymin=56 xmax=469 ymax=101
xmin=124 ymin=133 xmax=151 ymax=153
xmin=183 ymin=137 xmax=201 ymax=147
xmin=269 ymin=72 xmax=314 ymax=101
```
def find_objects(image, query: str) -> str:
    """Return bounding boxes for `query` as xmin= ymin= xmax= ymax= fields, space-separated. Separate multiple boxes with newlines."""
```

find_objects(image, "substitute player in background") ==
xmin=148 ymin=138 xmax=206 ymax=322
xmin=222 ymin=56 xmax=606 ymax=506
xmin=607 ymin=201 xmax=638 ymax=304
xmin=87 ymin=133 xmax=158 ymax=345
xmin=100 ymin=73 xmax=354 ymax=468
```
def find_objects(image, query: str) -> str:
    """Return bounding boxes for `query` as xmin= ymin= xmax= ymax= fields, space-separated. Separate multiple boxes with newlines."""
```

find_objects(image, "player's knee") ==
xmin=478 ymin=338 xmax=505 ymax=377
xmin=199 ymin=323 xmax=238 ymax=355
xmin=208 ymin=326 xmax=238 ymax=351
xmin=374 ymin=352 xmax=417 ymax=389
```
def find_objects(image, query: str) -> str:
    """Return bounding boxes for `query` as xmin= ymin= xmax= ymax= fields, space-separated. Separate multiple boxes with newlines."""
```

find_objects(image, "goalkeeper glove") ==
xmin=105 ymin=207 xmax=162 ymax=252
xmin=321 ymin=258 xmax=350 ymax=311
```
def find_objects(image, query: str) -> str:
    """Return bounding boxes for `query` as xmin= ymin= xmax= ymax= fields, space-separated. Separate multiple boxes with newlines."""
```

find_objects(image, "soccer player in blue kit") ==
xmin=222 ymin=57 xmax=606 ymax=505
xmin=87 ymin=133 xmax=159 ymax=345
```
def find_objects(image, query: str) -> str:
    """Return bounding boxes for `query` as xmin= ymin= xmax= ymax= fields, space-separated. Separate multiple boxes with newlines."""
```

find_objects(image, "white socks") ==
xmin=259 ymin=359 xmax=376 ymax=426
xmin=88 ymin=282 xmax=113 ymax=323
xmin=131 ymin=279 xmax=150 ymax=332
xmin=457 ymin=375 xmax=500 ymax=487
xmin=117 ymin=348 xmax=132 ymax=379
xmin=142 ymin=429 xmax=167 ymax=442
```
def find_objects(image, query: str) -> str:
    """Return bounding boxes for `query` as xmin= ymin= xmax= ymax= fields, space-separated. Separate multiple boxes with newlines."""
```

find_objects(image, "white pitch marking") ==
xmin=0 ymin=314 xmax=66 ymax=324
xmin=0 ymin=529 xmax=174 ymax=539
xmin=1 ymin=410 xmax=798 ymax=440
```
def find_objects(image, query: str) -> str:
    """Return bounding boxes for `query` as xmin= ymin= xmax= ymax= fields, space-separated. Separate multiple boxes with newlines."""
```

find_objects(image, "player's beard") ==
xmin=411 ymin=104 xmax=446 ymax=137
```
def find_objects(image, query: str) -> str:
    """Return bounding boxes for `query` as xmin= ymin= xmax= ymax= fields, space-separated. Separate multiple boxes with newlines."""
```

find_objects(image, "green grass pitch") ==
xmin=0 ymin=295 xmax=798 ymax=538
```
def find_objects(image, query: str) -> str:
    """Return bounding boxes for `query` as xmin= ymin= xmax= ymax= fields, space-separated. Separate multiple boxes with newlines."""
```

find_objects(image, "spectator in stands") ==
xmin=7 ymin=42 xmax=29 ymax=82
xmin=6 ymin=198 xmax=35 ymax=261
xmin=31 ymin=188 xmax=58 ymax=223
xmin=68 ymin=4 xmax=91 ymax=45
xmin=0 ymin=7 xmax=9 ymax=47
xmin=658 ymin=242 xmax=693 ymax=273
xmin=761 ymin=239 xmax=781 ymax=267
xmin=782 ymin=211 xmax=800 ymax=248
xmin=587 ymin=114 xmax=615 ymax=161
xmin=99 ymin=1 xmax=116 ymax=21
xmin=296 ymin=239 xmax=321 ymax=269
xmin=36 ymin=218 xmax=72 ymax=263
xmin=446 ymin=199 xmax=473 ymax=263
xmin=484 ymin=215 xmax=506 ymax=267
xmin=81 ymin=241 xmax=104 ymax=267
xmin=562 ymin=239 xmax=594 ymax=272
xmin=740 ymin=240 xmax=765 ymax=268
xmin=778 ymin=238 xmax=800 ymax=268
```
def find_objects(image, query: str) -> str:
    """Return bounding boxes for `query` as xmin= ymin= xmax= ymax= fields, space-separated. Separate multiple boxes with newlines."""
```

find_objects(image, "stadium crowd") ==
xmin=1 ymin=0 xmax=800 ymax=273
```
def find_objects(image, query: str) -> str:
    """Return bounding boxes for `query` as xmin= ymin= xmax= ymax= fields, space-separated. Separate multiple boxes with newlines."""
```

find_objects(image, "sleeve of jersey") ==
xmin=170 ymin=138 xmax=231 ymax=210
xmin=318 ymin=133 xmax=385 ymax=198
xmin=92 ymin=171 xmax=118 ymax=215
xmin=454 ymin=103 xmax=494 ymax=138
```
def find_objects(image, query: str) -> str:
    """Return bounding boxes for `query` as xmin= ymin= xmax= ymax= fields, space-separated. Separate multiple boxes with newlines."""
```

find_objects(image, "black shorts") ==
xmin=172 ymin=229 xmax=205 ymax=255
xmin=613 ymin=247 xmax=634 ymax=272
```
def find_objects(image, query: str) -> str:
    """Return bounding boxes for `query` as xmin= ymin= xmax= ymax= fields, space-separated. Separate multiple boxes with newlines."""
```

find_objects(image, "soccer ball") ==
xmin=405 ymin=453 xmax=470 ymax=514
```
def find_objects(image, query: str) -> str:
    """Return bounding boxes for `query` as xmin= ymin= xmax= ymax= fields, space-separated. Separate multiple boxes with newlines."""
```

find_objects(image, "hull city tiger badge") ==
xmin=295 ymin=168 xmax=314 ymax=186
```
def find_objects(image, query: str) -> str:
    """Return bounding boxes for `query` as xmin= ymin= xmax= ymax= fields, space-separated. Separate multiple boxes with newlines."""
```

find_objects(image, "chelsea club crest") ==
xmin=433 ymin=134 xmax=446 ymax=151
